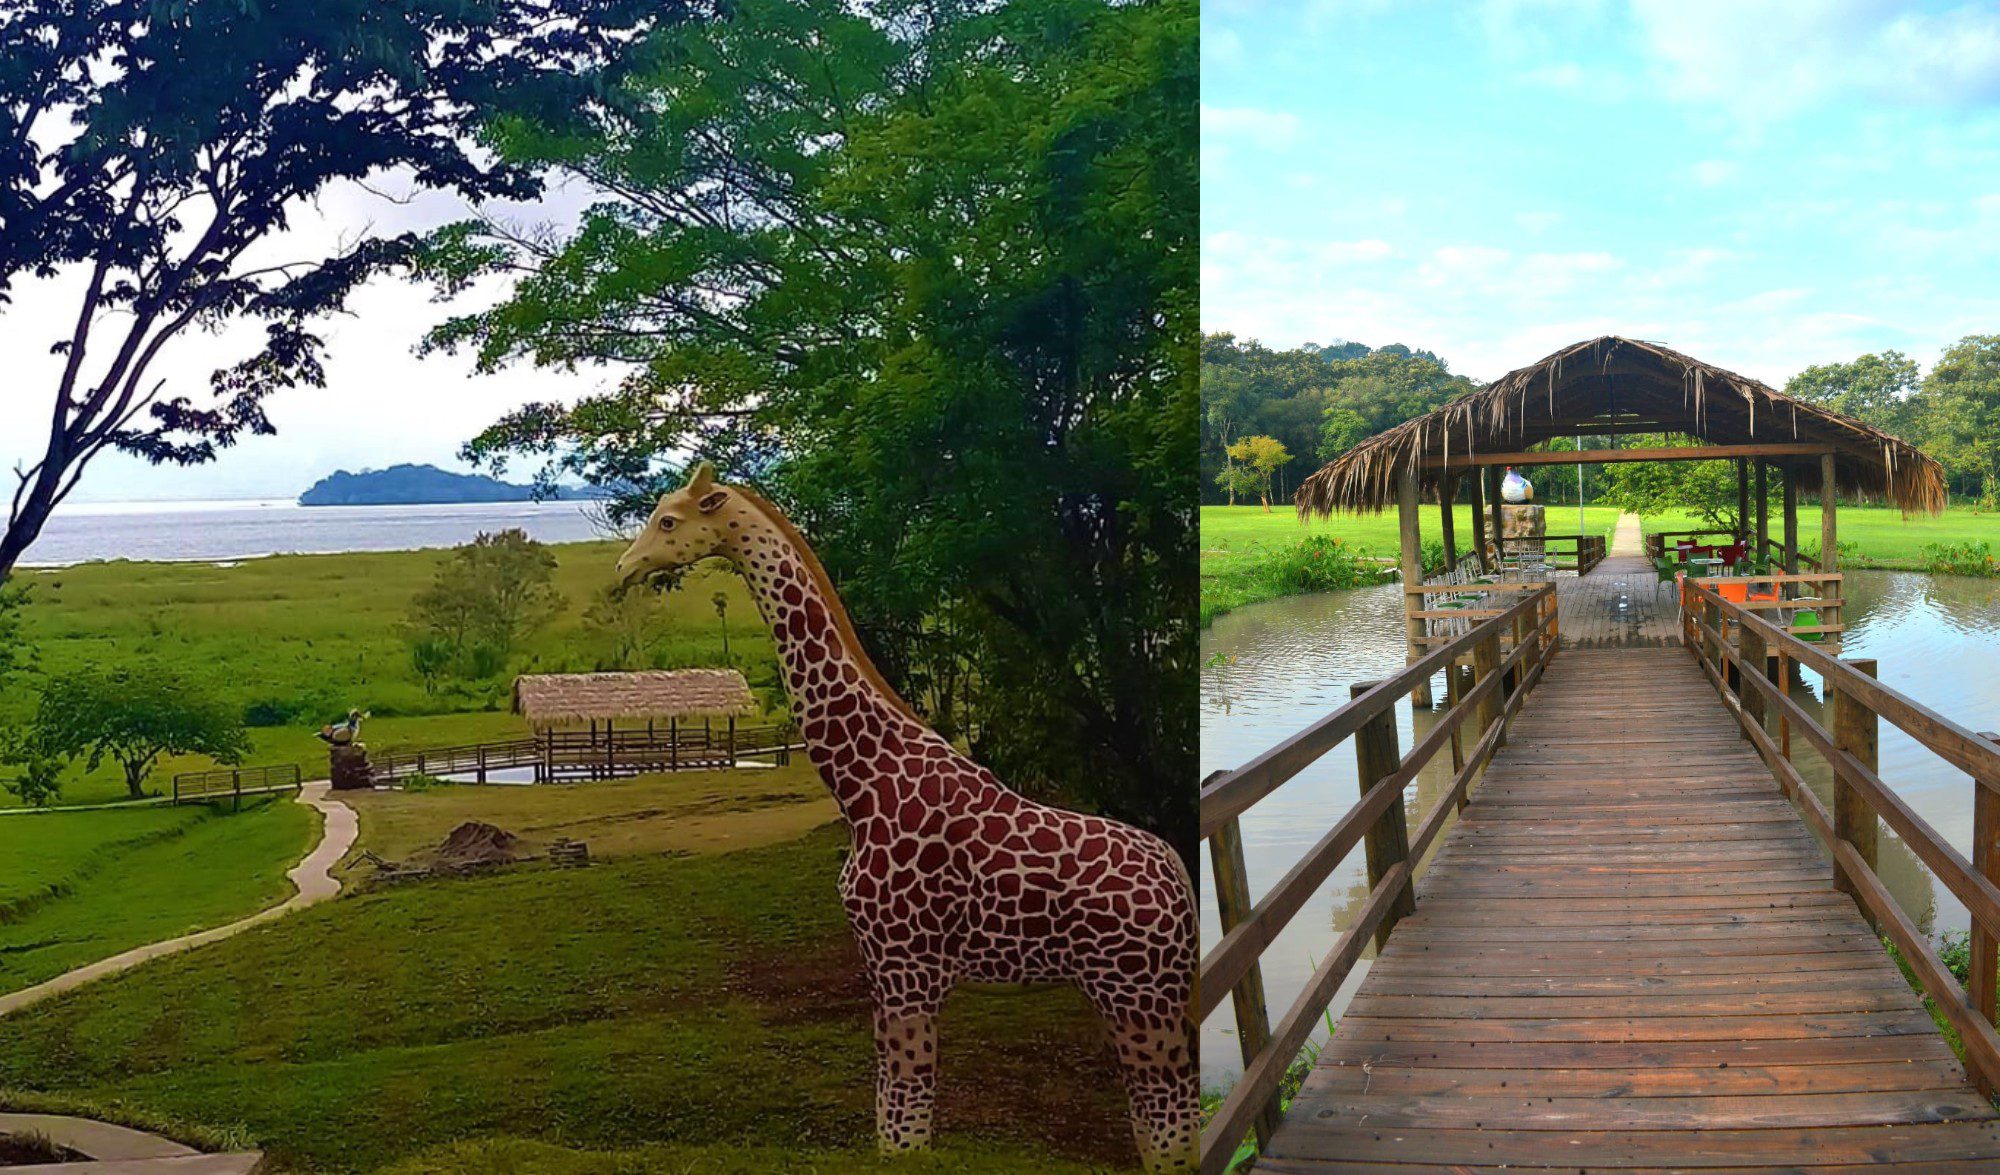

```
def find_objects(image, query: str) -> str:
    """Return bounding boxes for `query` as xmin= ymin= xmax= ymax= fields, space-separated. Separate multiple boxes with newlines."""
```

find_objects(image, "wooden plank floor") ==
xmin=1260 ymin=647 xmax=2000 ymax=1171
xmin=1556 ymin=552 xmax=1681 ymax=648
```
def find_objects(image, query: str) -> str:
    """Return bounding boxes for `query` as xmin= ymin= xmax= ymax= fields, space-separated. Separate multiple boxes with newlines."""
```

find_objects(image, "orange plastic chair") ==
xmin=1718 ymin=581 xmax=1750 ymax=604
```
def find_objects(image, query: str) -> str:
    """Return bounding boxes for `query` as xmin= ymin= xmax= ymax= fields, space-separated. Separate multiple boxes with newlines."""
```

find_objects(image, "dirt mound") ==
xmin=430 ymin=821 xmax=522 ymax=868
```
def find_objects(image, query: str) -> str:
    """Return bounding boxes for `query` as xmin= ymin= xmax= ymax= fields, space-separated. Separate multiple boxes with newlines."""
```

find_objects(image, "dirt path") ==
xmin=1610 ymin=511 xmax=1645 ymax=556
xmin=0 ymin=782 xmax=355 ymax=1016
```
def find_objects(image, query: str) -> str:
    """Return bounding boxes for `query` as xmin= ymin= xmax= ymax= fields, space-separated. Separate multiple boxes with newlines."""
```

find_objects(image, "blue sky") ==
xmin=1202 ymin=0 xmax=2000 ymax=386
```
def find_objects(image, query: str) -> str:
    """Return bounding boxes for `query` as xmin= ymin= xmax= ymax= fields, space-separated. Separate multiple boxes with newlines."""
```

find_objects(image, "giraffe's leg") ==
xmin=1077 ymin=965 xmax=1198 ymax=1173
xmin=871 ymin=974 xmax=947 ymax=1154
xmin=1107 ymin=1014 xmax=1199 ymax=1172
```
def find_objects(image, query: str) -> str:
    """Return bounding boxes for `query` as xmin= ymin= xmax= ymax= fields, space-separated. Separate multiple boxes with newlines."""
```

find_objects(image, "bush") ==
xmin=1255 ymin=535 xmax=1377 ymax=594
xmin=1420 ymin=540 xmax=1478 ymax=577
xmin=399 ymin=772 xmax=449 ymax=793
xmin=1921 ymin=540 xmax=2000 ymax=578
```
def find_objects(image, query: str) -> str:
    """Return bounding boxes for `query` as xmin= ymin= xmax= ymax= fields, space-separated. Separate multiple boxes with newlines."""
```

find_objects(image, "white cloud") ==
xmin=1690 ymin=159 xmax=1739 ymax=187
xmin=1200 ymin=104 xmax=1303 ymax=149
xmin=1631 ymin=0 xmax=2000 ymax=120
xmin=1515 ymin=210 xmax=1563 ymax=233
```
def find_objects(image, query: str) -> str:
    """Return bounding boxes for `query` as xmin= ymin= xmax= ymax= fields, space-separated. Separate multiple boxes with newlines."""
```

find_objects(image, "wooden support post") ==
xmin=1443 ymin=656 xmax=1464 ymax=774
xmin=1352 ymin=682 xmax=1416 ymax=949
xmin=728 ymin=715 xmax=737 ymax=766
xmin=1474 ymin=627 xmax=1504 ymax=752
xmin=1439 ymin=475 xmax=1458 ymax=573
xmin=1736 ymin=458 xmax=1750 ymax=547
xmin=1486 ymin=466 xmax=1504 ymax=572
xmin=1397 ymin=465 xmax=1432 ymax=707
xmin=1738 ymin=619 xmax=1766 ymax=733
xmin=1974 ymin=732 xmax=2000 ymax=1098
xmin=1831 ymin=658 xmax=1880 ymax=925
xmin=1755 ymin=461 xmax=1770 ymax=563
xmin=1466 ymin=471 xmax=1489 ymax=572
xmin=233 ymin=768 xmax=242 ymax=812
xmin=1782 ymin=464 xmax=1800 ymax=575
xmin=1208 ymin=805 xmax=1280 ymax=1147
xmin=670 ymin=716 xmax=679 ymax=771
xmin=1820 ymin=450 xmax=1840 ymax=632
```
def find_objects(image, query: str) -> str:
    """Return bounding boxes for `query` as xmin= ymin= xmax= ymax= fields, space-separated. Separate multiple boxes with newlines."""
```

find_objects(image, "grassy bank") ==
xmin=1638 ymin=504 xmax=2000 ymax=570
xmin=0 ymin=823 xmax=1137 ymax=1174
xmin=335 ymin=763 xmax=837 ymax=880
xmin=0 ymin=796 xmax=315 ymax=995
xmin=1200 ymin=504 xmax=1620 ymax=623
xmin=3 ymin=543 xmax=778 ymax=807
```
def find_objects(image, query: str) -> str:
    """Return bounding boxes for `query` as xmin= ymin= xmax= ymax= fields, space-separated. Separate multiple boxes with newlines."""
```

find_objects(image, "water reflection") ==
xmin=1200 ymin=569 xmax=2000 ymax=1090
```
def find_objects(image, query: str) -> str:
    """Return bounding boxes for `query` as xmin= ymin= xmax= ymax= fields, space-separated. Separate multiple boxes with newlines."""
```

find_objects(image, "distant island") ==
xmin=298 ymin=464 xmax=604 ymax=507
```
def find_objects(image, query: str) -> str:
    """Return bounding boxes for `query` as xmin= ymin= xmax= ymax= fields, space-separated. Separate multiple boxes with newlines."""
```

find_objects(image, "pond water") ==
xmin=1199 ymin=568 xmax=2000 ymax=1090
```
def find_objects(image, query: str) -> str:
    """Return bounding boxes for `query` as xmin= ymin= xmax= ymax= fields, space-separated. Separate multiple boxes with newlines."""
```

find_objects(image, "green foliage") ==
xmin=1920 ymin=336 xmax=2000 ymax=507
xmin=2 ymin=753 xmax=63 ymax=808
xmin=22 ymin=665 xmax=251 ymax=799
xmin=1421 ymin=540 xmax=1478 ymax=577
xmin=1596 ymin=442 xmax=1744 ymax=533
xmin=405 ymin=530 xmax=564 ymax=684
xmin=1921 ymin=541 xmax=2000 ymax=577
xmin=418 ymin=0 xmax=1198 ymax=855
xmin=1224 ymin=435 xmax=1293 ymax=511
xmin=1200 ymin=533 xmax=1384 ymax=625
xmin=1202 ymin=334 xmax=1477 ymax=502
xmin=1787 ymin=351 xmax=1922 ymax=436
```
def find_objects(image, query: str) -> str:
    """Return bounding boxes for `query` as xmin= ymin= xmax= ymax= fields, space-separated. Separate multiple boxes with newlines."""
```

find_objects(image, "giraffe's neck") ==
xmin=726 ymin=498 xmax=934 ymax=821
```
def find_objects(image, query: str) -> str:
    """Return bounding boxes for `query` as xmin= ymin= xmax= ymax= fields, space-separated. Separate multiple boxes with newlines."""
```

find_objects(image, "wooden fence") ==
xmin=1683 ymin=580 xmax=2000 ymax=1096
xmin=365 ymin=721 xmax=796 ymax=785
xmin=1198 ymin=581 xmax=1560 ymax=1173
xmin=171 ymin=763 xmax=302 ymax=807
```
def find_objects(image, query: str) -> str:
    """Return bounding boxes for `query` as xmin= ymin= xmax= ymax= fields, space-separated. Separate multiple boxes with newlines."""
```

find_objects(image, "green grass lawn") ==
xmin=0 ymin=824 xmax=1137 ymax=1174
xmin=1638 ymin=503 xmax=2000 ymax=569
xmin=1200 ymin=504 xmax=1622 ymax=621
xmin=0 ymin=796 xmax=316 ymax=995
xmin=4 ymin=543 xmax=778 ymax=808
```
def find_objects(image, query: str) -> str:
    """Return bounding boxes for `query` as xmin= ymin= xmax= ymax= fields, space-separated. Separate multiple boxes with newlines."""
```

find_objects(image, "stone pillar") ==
xmin=1501 ymin=503 xmax=1546 ymax=569
xmin=330 ymin=743 xmax=373 ymax=790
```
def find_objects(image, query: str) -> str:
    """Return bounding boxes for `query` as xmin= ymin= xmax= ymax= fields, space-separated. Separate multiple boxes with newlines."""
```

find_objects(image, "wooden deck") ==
xmin=1554 ymin=552 xmax=1681 ymax=648
xmin=1259 ymin=647 xmax=2000 ymax=1171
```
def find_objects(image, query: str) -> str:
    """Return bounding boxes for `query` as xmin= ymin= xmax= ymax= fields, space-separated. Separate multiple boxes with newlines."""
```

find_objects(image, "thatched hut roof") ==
xmin=1297 ymin=336 xmax=1945 ymax=516
xmin=512 ymin=669 xmax=756 ymax=730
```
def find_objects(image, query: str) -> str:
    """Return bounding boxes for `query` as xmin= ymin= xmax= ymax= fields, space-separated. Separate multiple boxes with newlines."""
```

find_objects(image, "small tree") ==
xmin=25 ymin=665 xmax=250 ymax=798
xmin=406 ymin=529 xmax=563 ymax=680
xmin=1226 ymin=435 xmax=1294 ymax=512
xmin=1598 ymin=459 xmax=1743 ymax=536
xmin=712 ymin=590 xmax=732 ymax=664
xmin=581 ymin=582 xmax=668 ymax=668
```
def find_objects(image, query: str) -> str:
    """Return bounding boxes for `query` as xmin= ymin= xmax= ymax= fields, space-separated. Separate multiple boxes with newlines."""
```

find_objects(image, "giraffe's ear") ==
xmin=696 ymin=488 xmax=730 ymax=514
xmin=686 ymin=461 xmax=717 ymax=494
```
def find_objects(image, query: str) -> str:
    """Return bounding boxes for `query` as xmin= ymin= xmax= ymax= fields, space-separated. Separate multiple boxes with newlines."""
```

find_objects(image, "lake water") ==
xmin=1199 ymin=569 xmax=2000 ymax=1089
xmin=19 ymin=499 xmax=616 ymax=567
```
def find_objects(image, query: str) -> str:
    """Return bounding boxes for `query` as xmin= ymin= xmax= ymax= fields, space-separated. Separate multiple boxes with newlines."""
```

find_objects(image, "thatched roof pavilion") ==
xmin=512 ymin=669 xmax=756 ymax=732
xmin=1298 ymin=336 xmax=1945 ymax=517
xmin=1295 ymin=336 xmax=1943 ymax=707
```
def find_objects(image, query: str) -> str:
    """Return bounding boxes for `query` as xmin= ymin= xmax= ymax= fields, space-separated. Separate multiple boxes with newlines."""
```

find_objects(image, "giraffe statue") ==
xmin=615 ymin=464 xmax=1196 ymax=1171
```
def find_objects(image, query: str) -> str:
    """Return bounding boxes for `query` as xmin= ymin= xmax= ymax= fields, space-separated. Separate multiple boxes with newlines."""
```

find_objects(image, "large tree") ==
xmin=22 ymin=663 xmax=250 ymax=798
xmin=0 ymin=0 xmax=655 ymax=576
xmin=418 ymin=0 xmax=1197 ymax=856
xmin=1920 ymin=336 xmax=2000 ymax=507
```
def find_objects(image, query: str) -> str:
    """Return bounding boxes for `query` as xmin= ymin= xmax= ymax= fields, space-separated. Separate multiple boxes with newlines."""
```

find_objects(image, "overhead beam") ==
xmin=1423 ymin=443 xmax=1835 ymax=471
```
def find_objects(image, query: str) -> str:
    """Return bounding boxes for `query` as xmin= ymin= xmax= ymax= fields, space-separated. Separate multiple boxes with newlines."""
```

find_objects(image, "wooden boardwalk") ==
xmin=1259 ymin=646 xmax=2000 ymax=1171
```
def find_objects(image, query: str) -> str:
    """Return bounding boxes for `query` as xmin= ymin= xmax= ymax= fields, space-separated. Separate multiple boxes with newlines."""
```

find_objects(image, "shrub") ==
xmin=1255 ymin=535 xmax=1376 ymax=594
xmin=1420 ymin=540 xmax=1478 ymax=577
xmin=1921 ymin=540 xmax=2000 ymax=578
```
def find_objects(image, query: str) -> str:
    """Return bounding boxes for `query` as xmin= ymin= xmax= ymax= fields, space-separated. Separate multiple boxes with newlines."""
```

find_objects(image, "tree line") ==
xmin=1204 ymin=333 xmax=2000 ymax=509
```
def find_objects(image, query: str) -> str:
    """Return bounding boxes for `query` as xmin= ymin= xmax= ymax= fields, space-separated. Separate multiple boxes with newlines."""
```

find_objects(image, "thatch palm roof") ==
xmin=1297 ymin=336 xmax=1945 ymax=516
xmin=512 ymin=669 xmax=756 ymax=730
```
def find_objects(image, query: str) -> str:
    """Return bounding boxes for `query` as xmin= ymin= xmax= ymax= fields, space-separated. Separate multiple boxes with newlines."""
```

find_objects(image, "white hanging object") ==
xmin=1501 ymin=466 xmax=1533 ymax=504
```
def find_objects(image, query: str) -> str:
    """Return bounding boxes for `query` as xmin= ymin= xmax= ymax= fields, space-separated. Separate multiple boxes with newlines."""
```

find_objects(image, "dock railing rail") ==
xmin=1683 ymin=580 xmax=2000 ymax=1096
xmin=1198 ymin=581 xmax=1560 ymax=1174
xmin=171 ymin=762 xmax=302 ymax=807
xmin=1496 ymin=533 xmax=1606 ymax=575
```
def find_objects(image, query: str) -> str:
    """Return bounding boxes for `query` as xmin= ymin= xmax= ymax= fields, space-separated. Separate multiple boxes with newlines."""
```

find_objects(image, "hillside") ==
xmin=298 ymin=464 xmax=602 ymax=507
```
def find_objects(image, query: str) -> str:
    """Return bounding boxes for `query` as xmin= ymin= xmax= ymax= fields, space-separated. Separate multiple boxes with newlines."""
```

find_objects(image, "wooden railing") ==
xmin=1682 ymin=580 xmax=2000 ymax=1095
xmin=172 ymin=763 xmax=302 ymax=807
xmin=1760 ymin=535 xmax=1823 ymax=572
xmin=1494 ymin=533 xmax=1605 ymax=575
xmin=1682 ymin=570 xmax=1844 ymax=641
xmin=1199 ymin=582 xmax=1561 ymax=1174
xmin=366 ymin=723 xmax=796 ymax=785
xmin=1646 ymin=527 xmax=1737 ymax=559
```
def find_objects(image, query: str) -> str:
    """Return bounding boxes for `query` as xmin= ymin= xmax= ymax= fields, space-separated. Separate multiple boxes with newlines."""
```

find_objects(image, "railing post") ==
xmin=1738 ymin=615 xmax=1766 ymax=734
xmin=1206 ymin=793 xmax=1279 ymax=1148
xmin=1352 ymin=681 xmax=1415 ymax=949
xmin=1974 ymin=732 xmax=2000 ymax=1099
xmin=1442 ymin=655 xmax=1465 ymax=774
xmin=1831 ymin=658 xmax=1880 ymax=926
xmin=1474 ymin=626 xmax=1504 ymax=751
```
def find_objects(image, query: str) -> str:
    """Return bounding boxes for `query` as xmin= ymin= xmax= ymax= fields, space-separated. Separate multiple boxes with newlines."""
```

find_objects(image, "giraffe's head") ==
xmin=614 ymin=462 xmax=758 ymax=587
